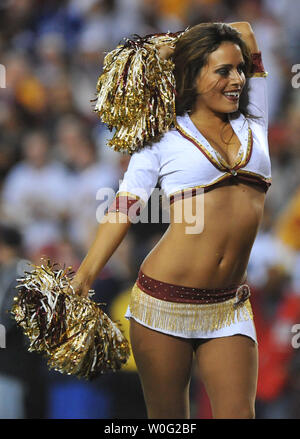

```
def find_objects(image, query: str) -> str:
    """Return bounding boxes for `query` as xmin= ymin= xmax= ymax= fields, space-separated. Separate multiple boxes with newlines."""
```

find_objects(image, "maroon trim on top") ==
xmin=235 ymin=173 xmax=271 ymax=191
xmin=136 ymin=269 xmax=241 ymax=304
xmin=107 ymin=196 xmax=141 ymax=218
xmin=168 ymin=173 xmax=270 ymax=206
xmin=250 ymin=52 xmax=265 ymax=74
xmin=232 ymin=128 xmax=253 ymax=171
xmin=169 ymin=186 xmax=207 ymax=205
xmin=176 ymin=123 xmax=253 ymax=175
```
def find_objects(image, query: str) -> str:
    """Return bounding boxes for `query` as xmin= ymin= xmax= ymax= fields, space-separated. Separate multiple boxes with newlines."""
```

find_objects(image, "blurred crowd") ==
xmin=0 ymin=0 xmax=300 ymax=419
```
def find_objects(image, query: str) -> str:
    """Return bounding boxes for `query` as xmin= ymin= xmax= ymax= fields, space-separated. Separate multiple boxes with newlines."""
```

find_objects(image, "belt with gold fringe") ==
xmin=129 ymin=270 xmax=253 ymax=334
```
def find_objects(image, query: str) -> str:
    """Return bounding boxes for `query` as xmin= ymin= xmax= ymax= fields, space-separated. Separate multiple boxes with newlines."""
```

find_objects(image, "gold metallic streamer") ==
xmin=11 ymin=259 xmax=130 ymax=379
xmin=93 ymin=31 xmax=186 ymax=154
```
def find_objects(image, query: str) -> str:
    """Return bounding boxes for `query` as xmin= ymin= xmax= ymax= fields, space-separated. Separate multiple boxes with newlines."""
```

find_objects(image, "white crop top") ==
xmin=109 ymin=55 xmax=271 ymax=216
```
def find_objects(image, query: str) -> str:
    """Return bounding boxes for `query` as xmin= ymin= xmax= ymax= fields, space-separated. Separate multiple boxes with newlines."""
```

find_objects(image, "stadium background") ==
xmin=0 ymin=0 xmax=300 ymax=419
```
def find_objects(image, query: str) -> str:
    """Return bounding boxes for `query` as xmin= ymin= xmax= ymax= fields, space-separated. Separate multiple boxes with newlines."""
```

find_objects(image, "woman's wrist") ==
xmin=73 ymin=270 xmax=93 ymax=287
xmin=70 ymin=274 xmax=92 ymax=297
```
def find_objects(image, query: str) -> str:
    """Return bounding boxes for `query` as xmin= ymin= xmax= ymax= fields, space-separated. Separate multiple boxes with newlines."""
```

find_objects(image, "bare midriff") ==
xmin=140 ymin=179 xmax=266 ymax=289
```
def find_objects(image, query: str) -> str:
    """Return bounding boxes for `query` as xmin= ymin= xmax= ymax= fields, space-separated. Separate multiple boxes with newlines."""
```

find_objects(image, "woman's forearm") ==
xmin=72 ymin=212 xmax=132 ymax=293
xmin=229 ymin=22 xmax=259 ymax=53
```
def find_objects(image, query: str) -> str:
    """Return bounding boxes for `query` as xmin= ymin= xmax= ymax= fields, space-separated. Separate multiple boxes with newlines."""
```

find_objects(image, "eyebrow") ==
xmin=215 ymin=62 xmax=245 ymax=68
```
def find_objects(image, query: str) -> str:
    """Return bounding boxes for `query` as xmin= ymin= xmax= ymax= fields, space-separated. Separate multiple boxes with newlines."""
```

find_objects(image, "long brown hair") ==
xmin=173 ymin=23 xmax=253 ymax=118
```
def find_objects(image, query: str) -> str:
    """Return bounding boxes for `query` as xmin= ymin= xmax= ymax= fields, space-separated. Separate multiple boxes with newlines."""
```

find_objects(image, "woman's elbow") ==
xmin=229 ymin=22 xmax=254 ymax=36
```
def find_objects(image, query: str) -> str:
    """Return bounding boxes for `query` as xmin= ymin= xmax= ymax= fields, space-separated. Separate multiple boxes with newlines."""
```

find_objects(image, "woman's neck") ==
xmin=190 ymin=107 xmax=229 ymax=131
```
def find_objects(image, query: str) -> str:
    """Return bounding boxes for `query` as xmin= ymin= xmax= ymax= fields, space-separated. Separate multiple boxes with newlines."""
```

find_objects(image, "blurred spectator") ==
xmin=35 ymin=32 xmax=68 ymax=87
xmin=0 ymin=0 xmax=36 ymax=47
xmin=33 ymin=0 xmax=82 ymax=52
xmin=263 ymin=0 xmax=300 ymax=63
xmin=251 ymin=266 xmax=300 ymax=418
xmin=275 ymin=187 xmax=300 ymax=253
xmin=54 ymin=114 xmax=90 ymax=168
xmin=1 ymin=130 xmax=70 ymax=255
xmin=46 ymin=74 xmax=77 ymax=127
xmin=0 ymin=105 xmax=26 ymax=161
xmin=0 ymin=224 xmax=47 ymax=418
xmin=266 ymin=120 xmax=300 ymax=214
xmin=187 ymin=0 xmax=228 ymax=24
xmin=141 ymin=0 xmax=184 ymax=33
xmin=285 ymin=350 xmax=300 ymax=418
xmin=274 ymin=185 xmax=300 ymax=291
xmin=65 ymin=135 xmax=120 ymax=251
xmin=3 ymin=52 xmax=48 ymax=126
xmin=247 ymin=205 xmax=296 ymax=288
xmin=246 ymin=192 xmax=300 ymax=419
xmin=0 ymin=142 xmax=19 ymax=188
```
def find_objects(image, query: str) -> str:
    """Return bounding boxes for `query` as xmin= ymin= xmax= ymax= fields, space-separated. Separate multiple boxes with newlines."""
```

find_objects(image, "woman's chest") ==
xmin=201 ymin=131 xmax=242 ymax=168
xmin=158 ymin=126 xmax=271 ymax=195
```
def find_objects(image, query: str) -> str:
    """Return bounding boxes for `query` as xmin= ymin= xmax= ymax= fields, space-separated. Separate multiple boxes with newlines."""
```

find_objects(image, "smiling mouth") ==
xmin=223 ymin=91 xmax=240 ymax=102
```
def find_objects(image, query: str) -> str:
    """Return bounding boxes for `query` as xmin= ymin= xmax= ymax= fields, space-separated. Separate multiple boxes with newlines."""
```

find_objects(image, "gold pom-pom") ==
xmin=11 ymin=259 xmax=130 ymax=379
xmin=93 ymin=31 xmax=186 ymax=154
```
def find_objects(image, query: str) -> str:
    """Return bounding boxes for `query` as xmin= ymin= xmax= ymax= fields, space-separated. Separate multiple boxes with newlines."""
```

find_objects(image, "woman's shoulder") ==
xmin=136 ymin=126 xmax=180 ymax=154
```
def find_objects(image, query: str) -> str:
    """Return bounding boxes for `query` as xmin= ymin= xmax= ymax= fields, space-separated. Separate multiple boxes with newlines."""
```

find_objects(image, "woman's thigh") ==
xmin=129 ymin=318 xmax=194 ymax=419
xmin=195 ymin=334 xmax=258 ymax=419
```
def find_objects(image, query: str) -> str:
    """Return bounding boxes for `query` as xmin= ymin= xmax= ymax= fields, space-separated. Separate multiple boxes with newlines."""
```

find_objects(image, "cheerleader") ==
xmin=71 ymin=22 xmax=271 ymax=419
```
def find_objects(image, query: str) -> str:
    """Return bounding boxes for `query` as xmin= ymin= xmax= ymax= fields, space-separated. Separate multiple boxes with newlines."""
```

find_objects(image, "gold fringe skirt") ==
xmin=128 ymin=282 xmax=254 ymax=336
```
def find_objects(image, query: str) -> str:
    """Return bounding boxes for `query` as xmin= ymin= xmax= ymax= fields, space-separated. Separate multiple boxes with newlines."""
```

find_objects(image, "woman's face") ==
xmin=194 ymin=41 xmax=246 ymax=116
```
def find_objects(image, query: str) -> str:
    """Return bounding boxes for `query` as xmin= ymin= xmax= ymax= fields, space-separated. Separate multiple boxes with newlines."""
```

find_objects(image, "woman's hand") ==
xmin=69 ymin=277 xmax=91 ymax=298
xmin=158 ymin=44 xmax=174 ymax=60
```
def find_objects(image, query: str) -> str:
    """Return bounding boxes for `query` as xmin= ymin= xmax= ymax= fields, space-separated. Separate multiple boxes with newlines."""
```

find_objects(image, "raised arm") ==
xmin=228 ymin=22 xmax=259 ymax=54
xmin=229 ymin=21 xmax=268 ymax=128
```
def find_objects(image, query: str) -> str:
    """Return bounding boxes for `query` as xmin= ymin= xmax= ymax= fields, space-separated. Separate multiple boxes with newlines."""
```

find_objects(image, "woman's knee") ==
xmin=213 ymin=400 xmax=255 ymax=419
xmin=145 ymin=384 xmax=191 ymax=419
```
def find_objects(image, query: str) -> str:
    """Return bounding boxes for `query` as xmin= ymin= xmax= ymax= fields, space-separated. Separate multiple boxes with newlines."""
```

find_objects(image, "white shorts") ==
xmin=125 ymin=304 xmax=257 ymax=344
